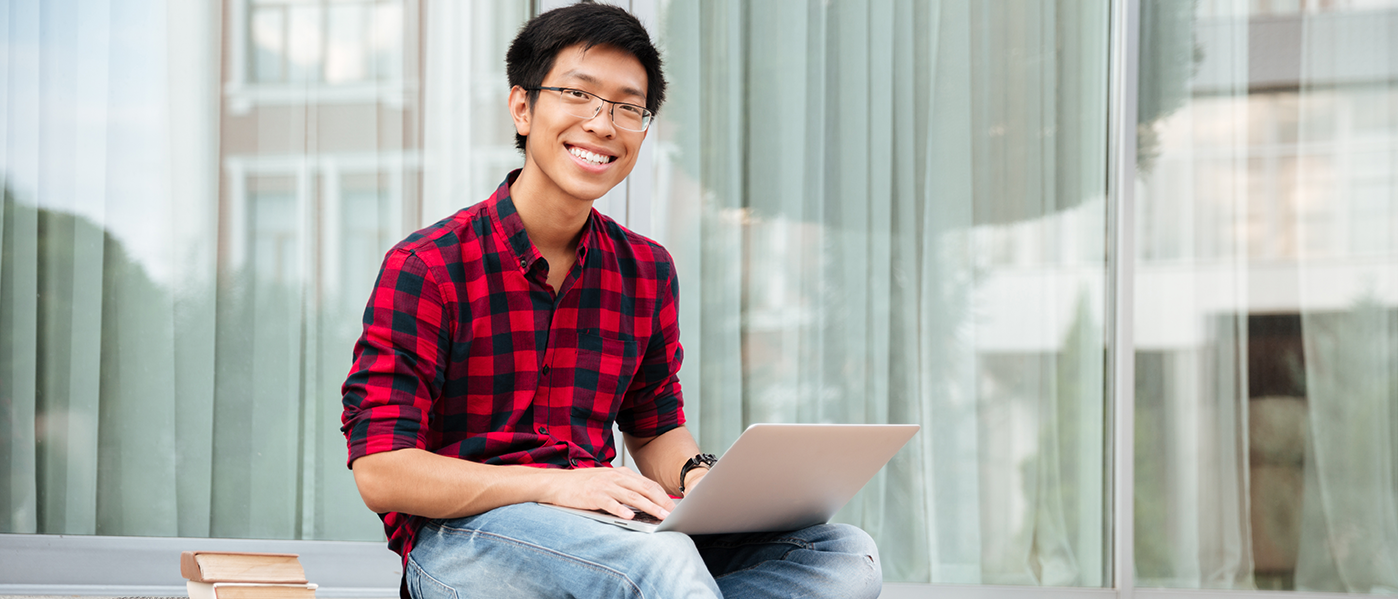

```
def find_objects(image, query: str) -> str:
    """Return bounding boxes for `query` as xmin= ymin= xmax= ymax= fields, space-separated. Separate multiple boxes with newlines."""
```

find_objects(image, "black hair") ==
xmin=506 ymin=1 xmax=666 ymax=152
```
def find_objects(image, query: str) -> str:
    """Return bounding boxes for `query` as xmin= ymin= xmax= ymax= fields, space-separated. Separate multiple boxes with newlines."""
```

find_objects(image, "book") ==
xmin=186 ymin=581 xmax=318 ymax=599
xmin=180 ymin=551 xmax=308 ymax=584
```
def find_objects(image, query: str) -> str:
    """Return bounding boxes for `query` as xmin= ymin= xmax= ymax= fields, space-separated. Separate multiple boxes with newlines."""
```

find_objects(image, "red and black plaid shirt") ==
xmin=340 ymin=170 xmax=686 ymax=562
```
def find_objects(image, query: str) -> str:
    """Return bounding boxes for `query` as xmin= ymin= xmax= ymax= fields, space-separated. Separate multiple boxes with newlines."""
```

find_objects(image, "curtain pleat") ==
xmin=652 ymin=0 xmax=1110 ymax=585
xmin=1133 ymin=1 xmax=1398 ymax=592
xmin=0 ymin=0 xmax=527 ymax=544
xmin=1294 ymin=10 xmax=1398 ymax=592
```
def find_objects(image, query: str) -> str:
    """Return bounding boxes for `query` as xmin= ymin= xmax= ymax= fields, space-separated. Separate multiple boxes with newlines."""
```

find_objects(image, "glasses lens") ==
xmin=548 ymin=88 xmax=651 ymax=132
xmin=613 ymin=104 xmax=651 ymax=132
xmin=555 ymin=89 xmax=601 ymax=120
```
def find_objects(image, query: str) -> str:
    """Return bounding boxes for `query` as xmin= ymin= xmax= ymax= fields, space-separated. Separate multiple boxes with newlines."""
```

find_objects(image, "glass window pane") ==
xmin=286 ymin=5 xmax=324 ymax=83
xmin=1136 ymin=0 xmax=1398 ymax=591
xmin=370 ymin=3 xmax=404 ymax=81
xmin=249 ymin=183 xmax=300 ymax=286
xmin=325 ymin=4 xmax=369 ymax=83
xmin=649 ymin=0 xmax=1111 ymax=586
xmin=251 ymin=7 xmax=286 ymax=83
xmin=0 ymin=0 xmax=528 ymax=547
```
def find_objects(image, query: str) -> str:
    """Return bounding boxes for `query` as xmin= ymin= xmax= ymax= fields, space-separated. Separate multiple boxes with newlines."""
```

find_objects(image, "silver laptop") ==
xmin=546 ymin=423 xmax=919 ymax=534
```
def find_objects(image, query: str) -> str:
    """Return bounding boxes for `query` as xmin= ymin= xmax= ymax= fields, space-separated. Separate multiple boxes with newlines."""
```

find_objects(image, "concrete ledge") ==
xmin=0 ymin=534 xmax=399 ymax=597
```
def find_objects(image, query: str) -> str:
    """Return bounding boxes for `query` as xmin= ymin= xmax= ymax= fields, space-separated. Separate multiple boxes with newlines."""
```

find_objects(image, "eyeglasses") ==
xmin=530 ymin=86 xmax=653 ymax=132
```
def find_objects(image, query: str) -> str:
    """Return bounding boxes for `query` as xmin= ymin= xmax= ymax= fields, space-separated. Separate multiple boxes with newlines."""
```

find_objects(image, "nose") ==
xmin=581 ymin=103 xmax=617 ymax=138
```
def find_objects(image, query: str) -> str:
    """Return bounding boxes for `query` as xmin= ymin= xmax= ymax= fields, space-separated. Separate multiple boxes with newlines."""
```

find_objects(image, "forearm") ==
xmin=351 ymin=448 xmax=557 ymax=519
xmin=626 ymin=426 xmax=703 ymax=496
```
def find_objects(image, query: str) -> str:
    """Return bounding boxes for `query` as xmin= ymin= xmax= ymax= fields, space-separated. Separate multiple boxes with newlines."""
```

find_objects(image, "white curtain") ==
xmin=420 ymin=0 xmax=527 ymax=227
xmin=1 ymin=0 xmax=227 ymax=538
xmin=0 ymin=0 xmax=528 ymax=543
xmin=1294 ymin=5 xmax=1398 ymax=593
xmin=1134 ymin=0 xmax=1256 ymax=588
xmin=649 ymin=0 xmax=1109 ymax=585
xmin=1134 ymin=0 xmax=1398 ymax=592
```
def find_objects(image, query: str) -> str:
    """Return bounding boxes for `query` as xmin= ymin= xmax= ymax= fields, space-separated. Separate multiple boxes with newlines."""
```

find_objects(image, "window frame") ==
xmin=225 ymin=0 xmax=419 ymax=115
xmin=5 ymin=1 xmax=1387 ymax=598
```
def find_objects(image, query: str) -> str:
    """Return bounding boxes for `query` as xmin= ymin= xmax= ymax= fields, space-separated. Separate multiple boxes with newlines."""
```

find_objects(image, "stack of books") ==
xmin=181 ymin=551 xmax=318 ymax=599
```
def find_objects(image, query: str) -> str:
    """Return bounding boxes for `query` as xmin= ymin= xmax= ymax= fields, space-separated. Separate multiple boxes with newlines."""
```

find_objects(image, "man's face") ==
xmin=511 ymin=43 xmax=649 ymax=204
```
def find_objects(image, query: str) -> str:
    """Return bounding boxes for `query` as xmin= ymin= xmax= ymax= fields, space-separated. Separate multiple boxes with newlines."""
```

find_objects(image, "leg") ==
xmin=692 ymin=523 xmax=882 ymax=599
xmin=406 ymin=503 xmax=721 ymax=599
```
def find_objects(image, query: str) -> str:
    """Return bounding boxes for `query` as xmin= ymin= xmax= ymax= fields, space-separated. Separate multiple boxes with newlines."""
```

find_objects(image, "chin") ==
xmin=565 ymin=176 xmax=623 ymax=203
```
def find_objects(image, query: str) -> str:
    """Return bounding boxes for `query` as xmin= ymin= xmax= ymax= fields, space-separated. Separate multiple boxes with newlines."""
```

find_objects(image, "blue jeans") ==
xmin=405 ymin=502 xmax=882 ymax=598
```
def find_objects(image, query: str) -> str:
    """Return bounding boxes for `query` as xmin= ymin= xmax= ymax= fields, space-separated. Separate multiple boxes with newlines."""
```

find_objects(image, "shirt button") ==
xmin=541 ymin=365 xmax=551 ymax=376
xmin=569 ymin=458 xmax=579 ymax=467
xmin=519 ymin=257 xmax=527 ymax=268
xmin=537 ymin=426 xmax=547 ymax=435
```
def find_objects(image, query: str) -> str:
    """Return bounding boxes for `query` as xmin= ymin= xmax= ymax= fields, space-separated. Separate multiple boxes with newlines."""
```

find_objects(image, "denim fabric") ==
xmin=405 ymin=503 xmax=881 ymax=599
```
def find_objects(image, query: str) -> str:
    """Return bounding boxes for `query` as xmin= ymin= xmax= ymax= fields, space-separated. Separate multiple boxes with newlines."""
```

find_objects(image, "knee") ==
xmin=816 ymin=523 xmax=883 ymax=598
xmin=634 ymin=531 xmax=708 ymax=575
xmin=629 ymin=533 xmax=722 ymax=597
xmin=822 ymin=523 xmax=880 ymax=556
xmin=632 ymin=530 xmax=702 ymax=569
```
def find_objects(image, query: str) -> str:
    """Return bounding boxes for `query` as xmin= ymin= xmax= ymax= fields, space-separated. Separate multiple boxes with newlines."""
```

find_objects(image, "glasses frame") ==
xmin=529 ymin=86 xmax=653 ymax=132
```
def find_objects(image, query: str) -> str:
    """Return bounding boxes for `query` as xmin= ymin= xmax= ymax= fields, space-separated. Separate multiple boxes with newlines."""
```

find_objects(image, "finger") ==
xmin=607 ymin=469 xmax=676 ymax=511
xmin=618 ymin=489 xmax=671 ymax=520
xmin=554 ymin=470 xmax=645 ymax=517
xmin=596 ymin=497 xmax=636 ymax=520
xmin=627 ymin=477 xmax=677 ymax=512
xmin=594 ymin=474 xmax=665 ymax=518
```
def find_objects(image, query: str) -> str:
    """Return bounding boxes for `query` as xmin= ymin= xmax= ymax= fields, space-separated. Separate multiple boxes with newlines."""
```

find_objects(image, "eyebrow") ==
xmin=556 ymin=71 xmax=647 ymax=103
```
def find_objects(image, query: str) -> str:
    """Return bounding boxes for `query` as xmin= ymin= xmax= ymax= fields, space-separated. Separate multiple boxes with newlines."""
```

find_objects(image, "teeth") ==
xmin=570 ymin=147 xmax=610 ymax=165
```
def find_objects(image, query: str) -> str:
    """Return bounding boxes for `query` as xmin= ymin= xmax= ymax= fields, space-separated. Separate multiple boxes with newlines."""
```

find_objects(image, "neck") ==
xmin=509 ymin=166 xmax=594 ymax=254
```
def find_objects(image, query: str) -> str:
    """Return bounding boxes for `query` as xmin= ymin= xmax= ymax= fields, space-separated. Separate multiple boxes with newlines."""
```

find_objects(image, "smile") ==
xmin=569 ymin=146 xmax=616 ymax=166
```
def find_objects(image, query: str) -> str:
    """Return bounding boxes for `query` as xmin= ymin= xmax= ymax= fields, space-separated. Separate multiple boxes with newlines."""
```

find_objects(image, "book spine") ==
xmin=181 ymin=551 xmax=206 ymax=582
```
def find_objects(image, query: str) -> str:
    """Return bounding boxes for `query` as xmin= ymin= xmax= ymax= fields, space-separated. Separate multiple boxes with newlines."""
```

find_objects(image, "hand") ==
xmin=681 ymin=467 xmax=708 ymax=496
xmin=542 ymin=467 xmax=677 ymax=521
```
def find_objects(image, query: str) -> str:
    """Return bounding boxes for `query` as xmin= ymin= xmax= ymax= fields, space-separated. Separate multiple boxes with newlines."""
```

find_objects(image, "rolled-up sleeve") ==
xmin=341 ymin=249 xmax=450 ymax=466
xmin=616 ymin=254 xmax=685 ymax=438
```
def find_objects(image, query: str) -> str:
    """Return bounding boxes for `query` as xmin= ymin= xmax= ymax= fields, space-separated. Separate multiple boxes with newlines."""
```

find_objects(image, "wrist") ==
xmin=678 ymin=453 xmax=717 ymax=493
xmin=681 ymin=466 xmax=708 ymax=492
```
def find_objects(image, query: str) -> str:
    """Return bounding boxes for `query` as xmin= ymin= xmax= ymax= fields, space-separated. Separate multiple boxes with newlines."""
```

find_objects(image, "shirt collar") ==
xmin=490 ymin=169 xmax=596 ymax=273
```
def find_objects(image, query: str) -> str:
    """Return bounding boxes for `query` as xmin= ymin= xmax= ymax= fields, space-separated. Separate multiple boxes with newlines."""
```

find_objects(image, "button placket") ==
xmin=536 ymin=310 xmax=563 ymax=447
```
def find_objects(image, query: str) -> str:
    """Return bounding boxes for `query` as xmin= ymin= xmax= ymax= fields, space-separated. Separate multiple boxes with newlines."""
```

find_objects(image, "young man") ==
xmin=341 ymin=4 xmax=881 ymax=597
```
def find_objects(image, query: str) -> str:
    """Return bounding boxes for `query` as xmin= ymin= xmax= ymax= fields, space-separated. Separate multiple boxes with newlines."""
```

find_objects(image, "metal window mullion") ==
xmin=1106 ymin=0 xmax=1141 ymax=598
xmin=624 ymin=0 xmax=659 ymax=238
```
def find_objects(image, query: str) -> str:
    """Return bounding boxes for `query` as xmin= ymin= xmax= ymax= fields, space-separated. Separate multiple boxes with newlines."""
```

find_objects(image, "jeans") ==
xmin=405 ymin=502 xmax=882 ymax=599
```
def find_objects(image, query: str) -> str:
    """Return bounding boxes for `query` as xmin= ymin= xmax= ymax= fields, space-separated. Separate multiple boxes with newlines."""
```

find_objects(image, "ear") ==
xmin=509 ymin=86 xmax=532 ymax=138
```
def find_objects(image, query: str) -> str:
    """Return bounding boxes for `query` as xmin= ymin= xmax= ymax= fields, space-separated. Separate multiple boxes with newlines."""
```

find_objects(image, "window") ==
xmin=248 ymin=0 xmax=404 ymax=85
xmin=1134 ymin=0 xmax=1398 ymax=591
xmin=3 ymin=0 xmax=1397 ymax=596
xmin=0 ymin=0 xmax=526 ymax=591
xmin=644 ymin=0 xmax=1111 ymax=585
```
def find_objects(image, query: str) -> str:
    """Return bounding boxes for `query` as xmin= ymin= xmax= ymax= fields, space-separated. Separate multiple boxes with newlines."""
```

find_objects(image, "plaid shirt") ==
xmin=340 ymin=170 xmax=686 ymax=563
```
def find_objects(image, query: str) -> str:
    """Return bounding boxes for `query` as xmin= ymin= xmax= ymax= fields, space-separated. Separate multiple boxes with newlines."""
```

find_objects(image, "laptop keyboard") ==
xmin=625 ymin=507 xmax=663 ymax=525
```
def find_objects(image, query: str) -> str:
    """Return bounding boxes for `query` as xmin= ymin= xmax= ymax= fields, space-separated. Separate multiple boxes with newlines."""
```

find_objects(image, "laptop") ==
xmin=545 ymin=423 xmax=920 ymax=535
